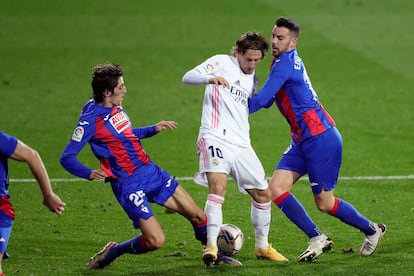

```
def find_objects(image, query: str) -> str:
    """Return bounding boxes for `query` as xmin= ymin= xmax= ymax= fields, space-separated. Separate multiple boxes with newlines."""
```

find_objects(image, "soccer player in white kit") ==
xmin=182 ymin=31 xmax=288 ymax=266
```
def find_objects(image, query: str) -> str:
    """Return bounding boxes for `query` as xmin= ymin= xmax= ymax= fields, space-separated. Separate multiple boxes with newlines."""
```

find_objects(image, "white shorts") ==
xmin=195 ymin=137 xmax=268 ymax=194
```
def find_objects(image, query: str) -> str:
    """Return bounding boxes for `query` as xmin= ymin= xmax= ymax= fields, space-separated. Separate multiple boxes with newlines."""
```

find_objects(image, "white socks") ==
xmin=204 ymin=194 xmax=224 ymax=248
xmin=204 ymin=195 xmax=271 ymax=250
xmin=251 ymin=200 xmax=271 ymax=250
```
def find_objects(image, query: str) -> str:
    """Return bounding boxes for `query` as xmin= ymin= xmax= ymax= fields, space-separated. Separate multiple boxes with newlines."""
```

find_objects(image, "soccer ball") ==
xmin=217 ymin=223 xmax=244 ymax=256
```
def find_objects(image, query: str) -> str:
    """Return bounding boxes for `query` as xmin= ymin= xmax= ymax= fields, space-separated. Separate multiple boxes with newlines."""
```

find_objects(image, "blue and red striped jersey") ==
xmin=0 ymin=132 xmax=17 ymax=196
xmin=60 ymin=100 xmax=157 ymax=180
xmin=0 ymin=131 xmax=18 ymax=221
xmin=249 ymin=49 xmax=335 ymax=142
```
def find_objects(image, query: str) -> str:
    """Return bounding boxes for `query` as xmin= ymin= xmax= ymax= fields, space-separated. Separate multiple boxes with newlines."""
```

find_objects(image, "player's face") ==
xmin=236 ymin=49 xmax=263 ymax=74
xmin=109 ymin=77 xmax=127 ymax=106
xmin=271 ymin=26 xmax=297 ymax=58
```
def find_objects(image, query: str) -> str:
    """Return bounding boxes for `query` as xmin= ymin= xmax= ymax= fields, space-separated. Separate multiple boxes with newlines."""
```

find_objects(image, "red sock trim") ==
xmin=329 ymin=198 xmax=340 ymax=215
xmin=273 ymin=191 xmax=291 ymax=205
xmin=197 ymin=216 xmax=207 ymax=227
xmin=139 ymin=235 xmax=149 ymax=251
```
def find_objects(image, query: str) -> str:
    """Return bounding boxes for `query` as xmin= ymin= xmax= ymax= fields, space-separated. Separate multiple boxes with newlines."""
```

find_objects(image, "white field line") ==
xmin=9 ymin=175 xmax=414 ymax=183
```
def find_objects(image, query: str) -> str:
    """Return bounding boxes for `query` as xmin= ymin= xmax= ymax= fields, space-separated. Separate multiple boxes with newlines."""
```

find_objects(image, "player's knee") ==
xmin=196 ymin=210 xmax=207 ymax=223
xmin=314 ymin=190 xmax=335 ymax=213
xmin=316 ymin=204 xmax=330 ymax=213
xmin=315 ymin=200 xmax=334 ymax=213
xmin=270 ymin=186 xmax=289 ymax=200
xmin=144 ymin=233 xmax=166 ymax=250
xmin=188 ymin=208 xmax=206 ymax=225
xmin=249 ymin=188 xmax=271 ymax=203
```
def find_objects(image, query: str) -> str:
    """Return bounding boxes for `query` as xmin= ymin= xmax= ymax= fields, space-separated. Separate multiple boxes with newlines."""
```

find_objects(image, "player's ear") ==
xmin=290 ymin=37 xmax=298 ymax=48
xmin=103 ymin=90 xmax=111 ymax=98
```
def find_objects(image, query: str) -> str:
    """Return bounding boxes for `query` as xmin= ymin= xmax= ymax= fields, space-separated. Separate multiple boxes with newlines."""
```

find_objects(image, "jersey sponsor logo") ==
xmin=109 ymin=111 xmax=130 ymax=133
xmin=229 ymin=85 xmax=249 ymax=106
xmin=71 ymin=126 xmax=84 ymax=142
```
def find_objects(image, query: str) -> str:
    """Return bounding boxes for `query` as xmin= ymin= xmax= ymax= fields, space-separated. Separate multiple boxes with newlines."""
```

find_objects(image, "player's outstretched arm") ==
xmin=133 ymin=121 xmax=177 ymax=139
xmin=10 ymin=140 xmax=66 ymax=215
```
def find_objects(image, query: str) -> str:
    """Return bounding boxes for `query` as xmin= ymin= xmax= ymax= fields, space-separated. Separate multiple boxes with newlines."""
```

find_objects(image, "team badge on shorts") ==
xmin=141 ymin=205 xmax=149 ymax=213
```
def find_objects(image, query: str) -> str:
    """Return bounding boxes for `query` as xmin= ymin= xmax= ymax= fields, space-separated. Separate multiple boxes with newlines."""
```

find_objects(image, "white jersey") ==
xmin=183 ymin=54 xmax=268 ymax=193
xmin=185 ymin=54 xmax=258 ymax=146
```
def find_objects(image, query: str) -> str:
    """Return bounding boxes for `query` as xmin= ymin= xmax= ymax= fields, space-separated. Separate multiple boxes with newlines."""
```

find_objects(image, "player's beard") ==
xmin=272 ymin=47 xmax=281 ymax=58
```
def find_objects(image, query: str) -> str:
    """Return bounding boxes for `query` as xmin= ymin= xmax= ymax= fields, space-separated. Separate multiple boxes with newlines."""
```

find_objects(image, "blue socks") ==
xmin=107 ymin=235 xmax=148 ymax=263
xmin=274 ymin=192 xmax=375 ymax=237
xmin=329 ymin=198 xmax=375 ymax=235
xmin=106 ymin=217 xmax=207 ymax=263
xmin=193 ymin=217 xmax=207 ymax=246
xmin=274 ymin=192 xmax=322 ymax=238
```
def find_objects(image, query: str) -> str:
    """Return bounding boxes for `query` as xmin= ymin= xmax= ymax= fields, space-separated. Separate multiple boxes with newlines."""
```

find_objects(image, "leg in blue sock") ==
xmin=274 ymin=192 xmax=322 ymax=238
xmin=329 ymin=198 xmax=375 ymax=235
xmin=193 ymin=217 xmax=207 ymax=246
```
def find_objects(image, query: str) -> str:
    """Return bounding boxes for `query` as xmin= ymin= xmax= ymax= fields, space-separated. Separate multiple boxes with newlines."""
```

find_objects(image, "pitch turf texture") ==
xmin=1 ymin=0 xmax=413 ymax=275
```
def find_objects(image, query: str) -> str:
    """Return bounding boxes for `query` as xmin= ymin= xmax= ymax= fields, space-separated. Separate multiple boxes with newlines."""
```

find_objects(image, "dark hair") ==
xmin=275 ymin=17 xmax=300 ymax=38
xmin=232 ymin=31 xmax=269 ymax=59
xmin=91 ymin=63 xmax=123 ymax=103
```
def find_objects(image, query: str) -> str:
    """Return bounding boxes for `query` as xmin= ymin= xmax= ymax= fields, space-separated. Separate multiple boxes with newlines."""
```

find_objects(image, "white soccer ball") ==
xmin=217 ymin=223 xmax=244 ymax=256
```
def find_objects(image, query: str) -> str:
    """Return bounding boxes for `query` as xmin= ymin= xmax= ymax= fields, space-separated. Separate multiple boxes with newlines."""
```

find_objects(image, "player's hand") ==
xmin=208 ymin=76 xmax=230 ymax=88
xmin=89 ymin=169 xmax=107 ymax=180
xmin=156 ymin=121 xmax=177 ymax=132
xmin=43 ymin=193 xmax=66 ymax=216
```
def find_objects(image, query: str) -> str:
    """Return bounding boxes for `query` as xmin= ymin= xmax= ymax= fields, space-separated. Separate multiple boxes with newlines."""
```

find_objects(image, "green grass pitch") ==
xmin=1 ymin=0 xmax=413 ymax=275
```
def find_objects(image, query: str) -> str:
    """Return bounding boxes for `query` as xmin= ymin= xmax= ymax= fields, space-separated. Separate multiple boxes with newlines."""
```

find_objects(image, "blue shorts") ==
xmin=0 ymin=226 xmax=11 ymax=253
xmin=110 ymin=162 xmax=179 ymax=229
xmin=276 ymin=127 xmax=343 ymax=194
